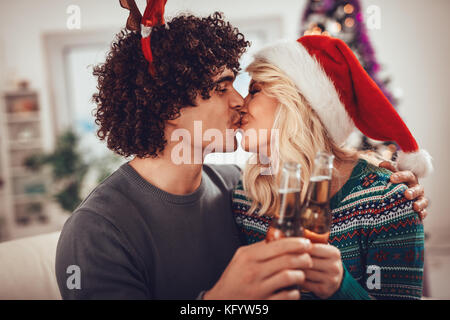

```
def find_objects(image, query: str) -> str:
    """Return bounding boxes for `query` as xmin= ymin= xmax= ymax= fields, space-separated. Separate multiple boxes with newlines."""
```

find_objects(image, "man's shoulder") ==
xmin=60 ymin=208 xmax=117 ymax=240
xmin=57 ymin=168 xmax=149 ymax=271
xmin=76 ymin=168 xmax=132 ymax=210
xmin=70 ymin=165 xmax=145 ymax=233
xmin=203 ymin=163 xmax=242 ymax=190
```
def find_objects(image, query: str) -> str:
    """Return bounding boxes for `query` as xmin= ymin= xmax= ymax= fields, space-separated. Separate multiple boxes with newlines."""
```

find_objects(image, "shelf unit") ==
xmin=0 ymin=129 xmax=7 ymax=241
xmin=0 ymin=89 xmax=64 ymax=241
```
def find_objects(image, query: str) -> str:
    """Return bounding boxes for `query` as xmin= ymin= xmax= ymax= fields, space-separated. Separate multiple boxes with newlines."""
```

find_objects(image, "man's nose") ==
xmin=230 ymin=88 xmax=244 ymax=111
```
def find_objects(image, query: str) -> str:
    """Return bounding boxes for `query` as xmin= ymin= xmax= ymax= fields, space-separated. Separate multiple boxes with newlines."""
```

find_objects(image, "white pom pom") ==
xmin=397 ymin=149 xmax=433 ymax=178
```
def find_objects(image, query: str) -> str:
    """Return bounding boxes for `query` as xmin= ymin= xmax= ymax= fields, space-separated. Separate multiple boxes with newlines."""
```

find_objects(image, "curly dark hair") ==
xmin=93 ymin=12 xmax=250 ymax=158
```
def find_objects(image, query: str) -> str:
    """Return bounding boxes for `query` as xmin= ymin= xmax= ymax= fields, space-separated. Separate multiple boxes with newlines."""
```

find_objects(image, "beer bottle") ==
xmin=297 ymin=152 xmax=335 ymax=244
xmin=266 ymin=162 xmax=301 ymax=242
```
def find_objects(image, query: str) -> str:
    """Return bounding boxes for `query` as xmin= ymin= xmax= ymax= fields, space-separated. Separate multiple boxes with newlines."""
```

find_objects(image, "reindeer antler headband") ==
xmin=119 ymin=0 xmax=168 ymax=74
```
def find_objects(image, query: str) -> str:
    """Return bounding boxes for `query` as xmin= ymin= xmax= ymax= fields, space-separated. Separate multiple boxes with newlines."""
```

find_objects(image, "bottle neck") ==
xmin=308 ymin=153 xmax=334 ymax=204
xmin=312 ymin=152 xmax=334 ymax=176
xmin=311 ymin=166 xmax=332 ymax=180
xmin=276 ymin=163 xmax=301 ymax=222
xmin=279 ymin=163 xmax=301 ymax=192
xmin=308 ymin=175 xmax=331 ymax=204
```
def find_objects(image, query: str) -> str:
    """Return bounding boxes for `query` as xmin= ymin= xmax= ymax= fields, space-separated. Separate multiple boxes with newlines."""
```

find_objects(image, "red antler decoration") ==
xmin=142 ymin=0 xmax=167 ymax=27
xmin=120 ymin=0 xmax=168 ymax=74
xmin=119 ymin=0 xmax=142 ymax=32
xmin=141 ymin=0 xmax=167 ymax=74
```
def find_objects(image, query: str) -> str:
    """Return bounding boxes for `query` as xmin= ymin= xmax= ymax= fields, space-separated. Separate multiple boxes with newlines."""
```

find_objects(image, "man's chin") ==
xmin=229 ymin=125 xmax=240 ymax=133
xmin=220 ymin=134 xmax=238 ymax=153
xmin=224 ymin=135 xmax=239 ymax=153
xmin=203 ymin=136 xmax=238 ymax=156
xmin=240 ymin=134 xmax=259 ymax=154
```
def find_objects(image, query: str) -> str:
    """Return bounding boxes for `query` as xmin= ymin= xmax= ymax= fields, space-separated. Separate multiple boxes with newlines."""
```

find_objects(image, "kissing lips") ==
xmin=230 ymin=112 xmax=243 ymax=130
xmin=239 ymin=114 xmax=249 ymax=128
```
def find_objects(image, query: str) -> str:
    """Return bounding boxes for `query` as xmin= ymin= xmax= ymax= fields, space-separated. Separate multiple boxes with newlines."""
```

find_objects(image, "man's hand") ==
xmin=203 ymin=238 xmax=313 ymax=300
xmin=301 ymin=244 xmax=343 ymax=299
xmin=379 ymin=161 xmax=429 ymax=220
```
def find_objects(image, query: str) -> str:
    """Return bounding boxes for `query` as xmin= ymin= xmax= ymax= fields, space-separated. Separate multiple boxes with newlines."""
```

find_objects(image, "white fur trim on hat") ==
xmin=254 ymin=40 xmax=354 ymax=145
xmin=397 ymin=149 xmax=433 ymax=178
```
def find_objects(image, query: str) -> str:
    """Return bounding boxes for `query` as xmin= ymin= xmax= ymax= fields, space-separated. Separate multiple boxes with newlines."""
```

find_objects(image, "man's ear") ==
xmin=166 ymin=118 xmax=179 ymax=127
xmin=166 ymin=113 xmax=182 ymax=127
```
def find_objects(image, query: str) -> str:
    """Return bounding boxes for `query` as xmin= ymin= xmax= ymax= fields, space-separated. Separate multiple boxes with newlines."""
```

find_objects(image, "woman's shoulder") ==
xmin=331 ymin=158 xmax=417 ymax=227
xmin=232 ymin=176 xmax=255 ymax=213
xmin=332 ymin=158 xmax=408 ymax=207
xmin=231 ymin=175 xmax=271 ymax=244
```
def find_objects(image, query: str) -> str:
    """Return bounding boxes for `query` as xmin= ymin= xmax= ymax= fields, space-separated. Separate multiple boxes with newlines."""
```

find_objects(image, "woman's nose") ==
xmin=242 ymin=95 xmax=250 ymax=110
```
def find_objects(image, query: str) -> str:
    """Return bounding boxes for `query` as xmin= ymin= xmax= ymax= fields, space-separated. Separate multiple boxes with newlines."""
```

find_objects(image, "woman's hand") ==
xmin=379 ymin=161 xmax=429 ymax=220
xmin=301 ymin=244 xmax=343 ymax=299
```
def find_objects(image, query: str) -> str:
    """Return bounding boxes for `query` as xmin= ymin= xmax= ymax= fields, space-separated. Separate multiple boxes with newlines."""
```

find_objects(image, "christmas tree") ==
xmin=301 ymin=0 xmax=399 ymax=159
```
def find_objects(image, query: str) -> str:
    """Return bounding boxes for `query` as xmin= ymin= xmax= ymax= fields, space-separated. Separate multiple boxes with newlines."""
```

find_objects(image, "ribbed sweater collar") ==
xmin=119 ymin=162 xmax=206 ymax=205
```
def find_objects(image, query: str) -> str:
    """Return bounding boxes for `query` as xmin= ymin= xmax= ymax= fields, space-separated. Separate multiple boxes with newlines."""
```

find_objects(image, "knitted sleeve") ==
xmin=362 ymin=183 xmax=424 ymax=299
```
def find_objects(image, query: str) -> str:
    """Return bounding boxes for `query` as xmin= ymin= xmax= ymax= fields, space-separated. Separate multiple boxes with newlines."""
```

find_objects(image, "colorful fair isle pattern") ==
xmin=232 ymin=159 xmax=424 ymax=300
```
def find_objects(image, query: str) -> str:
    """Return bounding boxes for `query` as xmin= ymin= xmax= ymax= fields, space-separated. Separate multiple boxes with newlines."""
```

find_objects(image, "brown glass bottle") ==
xmin=297 ymin=152 xmax=335 ymax=244
xmin=266 ymin=162 xmax=301 ymax=243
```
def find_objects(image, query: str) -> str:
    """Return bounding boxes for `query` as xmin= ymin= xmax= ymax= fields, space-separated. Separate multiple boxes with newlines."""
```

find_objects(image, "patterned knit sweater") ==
xmin=232 ymin=159 xmax=424 ymax=300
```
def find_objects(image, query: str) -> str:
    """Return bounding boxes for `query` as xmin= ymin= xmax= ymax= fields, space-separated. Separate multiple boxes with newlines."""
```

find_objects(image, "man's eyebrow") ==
xmin=214 ymin=75 xmax=236 ymax=85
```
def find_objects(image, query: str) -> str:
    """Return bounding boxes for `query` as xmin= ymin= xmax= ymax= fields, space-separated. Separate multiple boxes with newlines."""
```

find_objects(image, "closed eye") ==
xmin=249 ymin=88 xmax=260 ymax=95
xmin=217 ymin=86 xmax=228 ymax=94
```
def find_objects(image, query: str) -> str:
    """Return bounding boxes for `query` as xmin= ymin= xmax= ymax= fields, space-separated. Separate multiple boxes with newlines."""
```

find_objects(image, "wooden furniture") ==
xmin=0 ymin=89 xmax=60 ymax=241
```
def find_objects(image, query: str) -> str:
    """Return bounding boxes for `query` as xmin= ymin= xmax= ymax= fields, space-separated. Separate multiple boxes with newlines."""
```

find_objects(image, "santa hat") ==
xmin=254 ymin=35 xmax=433 ymax=178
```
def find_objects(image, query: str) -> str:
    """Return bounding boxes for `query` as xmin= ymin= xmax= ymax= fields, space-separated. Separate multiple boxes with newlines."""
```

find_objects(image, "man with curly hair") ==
xmin=55 ymin=12 xmax=315 ymax=300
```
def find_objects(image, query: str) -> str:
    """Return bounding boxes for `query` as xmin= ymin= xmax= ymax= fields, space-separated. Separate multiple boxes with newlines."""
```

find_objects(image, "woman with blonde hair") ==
xmin=232 ymin=35 xmax=432 ymax=299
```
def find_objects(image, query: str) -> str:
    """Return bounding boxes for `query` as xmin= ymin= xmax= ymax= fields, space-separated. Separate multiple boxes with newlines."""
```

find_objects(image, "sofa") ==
xmin=0 ymin=232 xmax=62 ymax=300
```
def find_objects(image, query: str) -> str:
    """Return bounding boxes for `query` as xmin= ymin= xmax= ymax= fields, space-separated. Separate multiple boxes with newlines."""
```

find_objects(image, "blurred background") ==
xmin=0 ymin=0 xmax=448 ymax=298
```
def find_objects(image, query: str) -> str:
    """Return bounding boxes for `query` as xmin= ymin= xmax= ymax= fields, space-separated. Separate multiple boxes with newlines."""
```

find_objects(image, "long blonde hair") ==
xmin=243 ymin=58 xmax=357 ymax=216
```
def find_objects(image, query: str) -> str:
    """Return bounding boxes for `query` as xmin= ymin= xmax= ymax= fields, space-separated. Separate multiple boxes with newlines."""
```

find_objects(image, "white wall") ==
xmin=363 ymin=0 xmax=450 ymax=247
xmin=363 ymin=0 xmax=450 ymax=297
xmin=0 ymin=0 xmax=449 ymax=293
